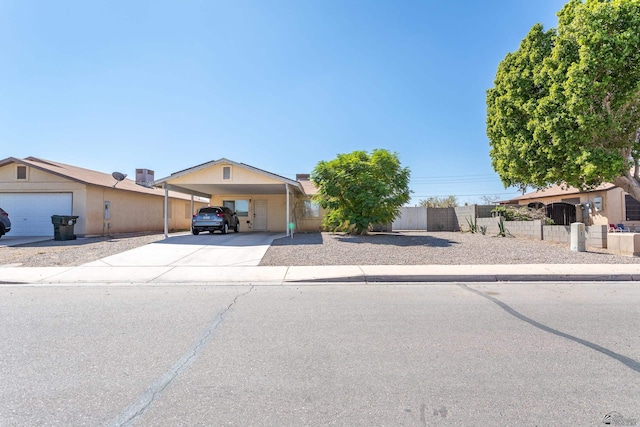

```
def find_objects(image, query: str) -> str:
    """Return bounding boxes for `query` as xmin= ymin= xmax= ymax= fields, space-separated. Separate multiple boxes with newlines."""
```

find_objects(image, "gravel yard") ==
xmin=1 ymin=233 xmax=166 ymax=267
xmin=2 ymin=231 xmax=639 ymax=267
xmin=259 ymin=231 xmax=640 ymax=266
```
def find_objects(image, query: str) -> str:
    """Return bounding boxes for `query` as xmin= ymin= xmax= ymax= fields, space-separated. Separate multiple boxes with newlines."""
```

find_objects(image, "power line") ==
xmin=412 ymin=192 xmax=519 ymax=198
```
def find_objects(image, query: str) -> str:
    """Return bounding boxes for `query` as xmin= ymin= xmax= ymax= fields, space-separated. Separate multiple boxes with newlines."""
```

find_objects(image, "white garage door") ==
xmin=0 ymin=193 xmax=73 ymax=236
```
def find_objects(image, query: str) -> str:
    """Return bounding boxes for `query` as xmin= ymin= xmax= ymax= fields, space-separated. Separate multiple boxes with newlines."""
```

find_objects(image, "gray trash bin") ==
xmin=51 ymin=215 xmax=79 ymax=241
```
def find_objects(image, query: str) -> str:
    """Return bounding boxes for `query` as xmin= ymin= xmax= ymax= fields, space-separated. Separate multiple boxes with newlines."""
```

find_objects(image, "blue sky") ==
xmin=2 ymin=0 xmax=568 ymax=205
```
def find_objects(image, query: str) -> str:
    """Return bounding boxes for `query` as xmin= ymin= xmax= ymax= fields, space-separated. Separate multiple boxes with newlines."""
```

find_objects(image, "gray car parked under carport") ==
xmin=191 ymin=206 xmax=240 ymax=235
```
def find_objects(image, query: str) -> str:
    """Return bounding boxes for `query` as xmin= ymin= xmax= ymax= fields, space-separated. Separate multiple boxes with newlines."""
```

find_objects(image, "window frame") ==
xmin=222 ymin=166 xmax=232 ymax=180
xmin=16 ymin=165 xmax=27 ymax=180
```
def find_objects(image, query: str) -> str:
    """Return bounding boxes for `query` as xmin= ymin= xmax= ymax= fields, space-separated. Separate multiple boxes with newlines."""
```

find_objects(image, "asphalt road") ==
xmin=1 ymin=282 xmax=639 ymax=426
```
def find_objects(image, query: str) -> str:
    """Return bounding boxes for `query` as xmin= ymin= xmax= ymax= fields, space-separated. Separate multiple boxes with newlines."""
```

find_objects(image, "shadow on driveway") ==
xmin=154 ymin=232 xmax=285 ymax=248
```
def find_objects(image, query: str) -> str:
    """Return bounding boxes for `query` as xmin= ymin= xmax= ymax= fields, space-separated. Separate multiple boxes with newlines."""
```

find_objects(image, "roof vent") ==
xmin=136 ymin=169 xmax=155 ymax=187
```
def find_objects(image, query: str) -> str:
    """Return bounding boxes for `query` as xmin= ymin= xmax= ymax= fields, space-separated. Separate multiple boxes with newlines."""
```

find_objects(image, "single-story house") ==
xmin=501 ymin=183 xmax=639 ymax=228
xmin=152 ymin=158 xmax=323 ymax=235
xmin=0 ymin=157 xmax=208 ymax=237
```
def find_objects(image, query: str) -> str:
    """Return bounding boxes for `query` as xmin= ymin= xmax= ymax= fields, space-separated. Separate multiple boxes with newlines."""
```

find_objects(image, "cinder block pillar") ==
xmin=571 ymin=222 xmax=586 ymax=252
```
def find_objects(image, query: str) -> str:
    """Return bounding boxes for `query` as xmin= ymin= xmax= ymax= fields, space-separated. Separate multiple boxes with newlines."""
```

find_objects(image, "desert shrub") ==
xmin=491 ymin=206 xmax=554 ymax=224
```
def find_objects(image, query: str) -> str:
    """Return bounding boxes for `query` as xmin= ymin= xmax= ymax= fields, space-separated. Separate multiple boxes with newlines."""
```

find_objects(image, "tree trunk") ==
xmin=614 ymin=175 xmax=640 ymax=203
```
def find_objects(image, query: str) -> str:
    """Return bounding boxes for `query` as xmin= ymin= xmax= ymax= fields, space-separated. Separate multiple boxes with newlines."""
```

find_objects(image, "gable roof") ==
xmin=0 ymin=157 xmax=198 ymax=201
xmin=153 ymin=158 xmax=306 ymax=197
xmin=295 ymin=174 xmax=319 ymax=195
xmin=157 ymin=158 xmax=301 ymax=186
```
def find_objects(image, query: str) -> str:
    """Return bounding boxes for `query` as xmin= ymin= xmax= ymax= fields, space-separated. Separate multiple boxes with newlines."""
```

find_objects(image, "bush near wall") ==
xmin=491 ymin=206 xmax=554 ymax=224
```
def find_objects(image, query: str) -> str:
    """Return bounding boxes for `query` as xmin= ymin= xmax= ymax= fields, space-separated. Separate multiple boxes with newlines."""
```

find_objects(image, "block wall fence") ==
xmin=394 ymin=205 xmax=608 ymax=248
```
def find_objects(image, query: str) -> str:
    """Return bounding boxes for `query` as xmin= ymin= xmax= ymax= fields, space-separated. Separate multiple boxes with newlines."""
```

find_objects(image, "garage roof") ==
xmin=0 ymin=157 xmax=200 ymax=201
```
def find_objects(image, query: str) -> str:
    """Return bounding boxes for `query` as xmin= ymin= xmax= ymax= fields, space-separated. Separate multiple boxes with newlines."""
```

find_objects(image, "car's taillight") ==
xmin=217 ymin=213 xmax=224 ymax=217
xmin=0 ymin=212 xmax=7 ymax=217
xmin=192 ymin=214 xmax=197 ymax=218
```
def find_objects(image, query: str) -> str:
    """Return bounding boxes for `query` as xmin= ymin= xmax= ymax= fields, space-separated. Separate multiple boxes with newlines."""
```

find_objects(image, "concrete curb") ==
xmin=1 ymin=264 xmax=639 ymax=285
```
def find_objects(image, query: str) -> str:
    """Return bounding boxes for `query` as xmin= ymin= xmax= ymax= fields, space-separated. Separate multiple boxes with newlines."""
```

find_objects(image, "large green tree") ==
xmin=487 ymin=0 xmax=640 ymax=200
xmin=311 ymin=149 xmax=411 ymax=234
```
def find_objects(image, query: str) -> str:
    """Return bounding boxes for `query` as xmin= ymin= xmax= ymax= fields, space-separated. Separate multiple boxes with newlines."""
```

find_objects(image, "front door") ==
xmin=254 ymin=200 xmax=267 ymax=230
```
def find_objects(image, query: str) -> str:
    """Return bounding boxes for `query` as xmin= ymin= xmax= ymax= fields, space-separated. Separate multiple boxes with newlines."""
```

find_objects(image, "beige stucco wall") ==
xmin=209 ymin=194 xmax=292 ymax=232
xmin=85 ymin=186 xmax=206 ymax=235
xmin=294 ymin=197 xmax=324 ymax=232
xmin=207 ymin=193 xmax=325 ymax=233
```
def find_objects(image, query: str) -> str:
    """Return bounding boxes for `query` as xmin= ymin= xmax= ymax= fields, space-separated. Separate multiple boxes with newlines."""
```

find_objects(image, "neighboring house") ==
xmin=0 ymin=157 xmax=208 ymax=237
xmin=153 ymin=159 xmax=323 ymax=234
xmin=501 ymin=183 xmax=639 ymax=228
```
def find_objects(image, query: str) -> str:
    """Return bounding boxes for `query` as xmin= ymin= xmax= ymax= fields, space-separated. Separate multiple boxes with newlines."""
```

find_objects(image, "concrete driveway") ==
xmin=0 ymin=235 xmax=51 ymax=247
xmin=84 ymin=232 xmax=285 ymax=267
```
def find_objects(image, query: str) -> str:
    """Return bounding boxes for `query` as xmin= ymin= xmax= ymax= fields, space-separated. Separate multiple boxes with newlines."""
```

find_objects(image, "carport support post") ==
xmin=286 ymin=183 xmax=290 ymax=237
xmin=164 ymin=185 xmax=169 ymax=238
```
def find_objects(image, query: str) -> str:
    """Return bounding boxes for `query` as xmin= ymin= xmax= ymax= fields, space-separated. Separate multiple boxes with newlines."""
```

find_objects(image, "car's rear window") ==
xmin=199 ymin=207 xmax=221 ymax=214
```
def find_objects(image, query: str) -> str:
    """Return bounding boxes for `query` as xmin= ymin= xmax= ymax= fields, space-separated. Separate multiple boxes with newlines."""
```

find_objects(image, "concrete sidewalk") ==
xmin=1 ymin=263 xmax=639 ymax=284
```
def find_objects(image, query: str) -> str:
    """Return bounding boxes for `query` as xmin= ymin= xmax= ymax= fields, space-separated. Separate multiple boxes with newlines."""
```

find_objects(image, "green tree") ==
xmin=311 ymin=149 xmax=411 ymax=234
xmin=418 ymin=195 xmax=458 ymax=208
xmin=487 ymin=0 xmax=640 ymax=201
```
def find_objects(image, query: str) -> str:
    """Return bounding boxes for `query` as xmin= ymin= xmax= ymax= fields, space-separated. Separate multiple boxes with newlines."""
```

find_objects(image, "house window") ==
xmin=625 ymin=195 xmax=640 ymax=220
xmin=223 ymin=200 xmax=235 ymax=212
xmin=222 ymin=166 xmax=231 ymax=180
xmin=17 ymin=165 xmax=27 ymax=180
xmin=223 ymin=200 xmax=249 ymax=217
xmin=302 ymin=200 xmax=320 ymax=218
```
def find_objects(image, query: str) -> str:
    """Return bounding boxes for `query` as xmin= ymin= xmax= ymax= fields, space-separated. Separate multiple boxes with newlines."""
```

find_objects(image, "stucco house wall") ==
xmin=506 ymin=184 xmax=634 ymax=228
xmin=0 ymin=157 xmax=206 ymax=237
xmin=170 ymin=162 xmax=285 ymax=187
xmin=155 ymin=159 xmax=316 ymax=234
xmin=294 ymin=197 xmax=324 ymax=232
xmin=208 ymin=194 xmax=290 ymax=232
xmin=84 ymin=186 xmax=198 ymax=235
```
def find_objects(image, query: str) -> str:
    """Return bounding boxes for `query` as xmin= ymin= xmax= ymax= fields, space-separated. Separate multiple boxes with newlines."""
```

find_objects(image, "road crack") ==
xmin=459 ymin=284 xmax=640 ymax=374
xmin=109 ymin=285 xmax=254 ymax=427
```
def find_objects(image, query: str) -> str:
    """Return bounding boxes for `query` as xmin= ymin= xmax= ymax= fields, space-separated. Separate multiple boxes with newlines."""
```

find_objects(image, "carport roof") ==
xmin=153 ymin=158 xmax=307 ymax=198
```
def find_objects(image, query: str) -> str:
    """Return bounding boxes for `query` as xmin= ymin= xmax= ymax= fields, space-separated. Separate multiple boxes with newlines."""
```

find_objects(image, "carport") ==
xmin=153 ymin=158 xmax=307 ymax=237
